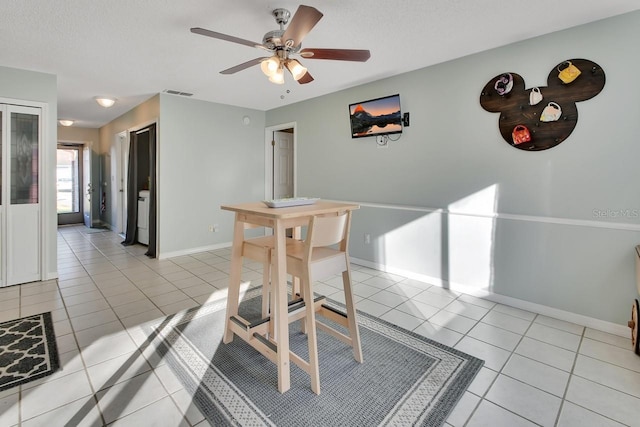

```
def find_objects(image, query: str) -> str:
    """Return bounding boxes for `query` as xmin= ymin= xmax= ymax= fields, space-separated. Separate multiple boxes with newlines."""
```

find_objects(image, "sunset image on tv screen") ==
xmin=349 ymin=95 xmax=402 ymax=137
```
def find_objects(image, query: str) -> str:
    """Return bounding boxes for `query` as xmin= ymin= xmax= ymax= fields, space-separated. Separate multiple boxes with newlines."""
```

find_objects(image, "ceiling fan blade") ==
xmin=297 ymin=71 xmax=314 ymax=84
xmin=281 ymin=5 xmax=323 ymax=47
xmin=300 ymin=48 xmax=371 ymax=62
xmin=220 ymin=57 xmax=268 ymax=74
xmin=190 ymin=27 xmax=263 ymax=49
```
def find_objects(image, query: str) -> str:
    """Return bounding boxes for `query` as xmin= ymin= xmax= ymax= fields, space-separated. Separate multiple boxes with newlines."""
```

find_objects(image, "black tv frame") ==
xmin=348 ymin=94 xmax=403 ymax=139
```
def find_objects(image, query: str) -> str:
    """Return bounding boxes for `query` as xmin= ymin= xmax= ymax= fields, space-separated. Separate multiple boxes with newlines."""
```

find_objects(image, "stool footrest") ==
xmin=232 ymin=296 xmax=329 ymax=334
xmin=318 ymin=304 xmax=349 ymax=329
xmin=253 ymin=332 xmax=278 ymax=353
xmin=248 ymin=316 xmax=270 ymax=329
xmin=230 ymin=315 xmax=250 ymax=331
xmin=320 ymin=303 xmax=347 ymax=318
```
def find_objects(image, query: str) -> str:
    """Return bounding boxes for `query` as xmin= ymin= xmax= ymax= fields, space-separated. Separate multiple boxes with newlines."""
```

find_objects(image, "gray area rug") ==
xmin=147 ymin=288 xmax=483 ymax=426
xmin=0 ymin=312 xmax=59 ymax=391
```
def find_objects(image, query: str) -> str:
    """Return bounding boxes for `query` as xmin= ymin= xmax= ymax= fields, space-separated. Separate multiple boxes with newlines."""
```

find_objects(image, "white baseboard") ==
xmin=155 ymin=242 xmax=629 ymax=337
xmin=350 ymin=257 xmax=630 ymax=338
xmin=44 ymin=271 xmax=59 ymax=281
xmin=159 ymin=242 xmax=232 ymax=260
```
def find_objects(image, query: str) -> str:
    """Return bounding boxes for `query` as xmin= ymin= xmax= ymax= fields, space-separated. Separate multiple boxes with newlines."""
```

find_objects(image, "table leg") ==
xmin=273 ymin=221 xmax=291 ymax=393
xmin=223 ymin=213 xmax=245 ymax=344
xmin=291 ymin=226 xmax=302 ymax=297
xmin=291 ymin=225 xmax=306 ymax=334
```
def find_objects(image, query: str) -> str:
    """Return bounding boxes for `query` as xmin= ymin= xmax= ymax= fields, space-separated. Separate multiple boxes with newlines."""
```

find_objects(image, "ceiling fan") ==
xmin=190 ymin=5 xmax=371 ymax=85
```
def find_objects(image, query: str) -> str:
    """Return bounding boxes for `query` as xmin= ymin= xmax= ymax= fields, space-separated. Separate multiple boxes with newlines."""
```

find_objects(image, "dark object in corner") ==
xmin=402 ymin=112 xmax=410 ymax=127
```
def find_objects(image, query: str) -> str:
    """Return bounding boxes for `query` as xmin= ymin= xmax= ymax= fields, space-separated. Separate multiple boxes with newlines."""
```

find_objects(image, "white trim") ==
xmin=341 ymin=200 xmax=640 ymax=232
xmin=158 ymin=241 xmax=232 ymax=260
xmin=124 ymin=119 xmax=160 ymax=257
xmin=264 ymin=122 xmax=297 ymax=200
xmin=1 ymin=103 xmax=46 ymax=285
xmin=350 ymin=256 xmax=630 ymax=337
xmin=113 ymin=131 xmax=128 ymax=236
xmin=127 ymin=118 xmax=158 ymax=135
xmin=161 ymin=236 xmax=630 ymax=337
xmin=164 ymin=237 xmax=628 ymax=337
xmin=1 ymin=98 xmax=55 ymax=283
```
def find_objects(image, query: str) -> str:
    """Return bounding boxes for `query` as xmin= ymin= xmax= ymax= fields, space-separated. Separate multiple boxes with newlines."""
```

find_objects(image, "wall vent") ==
xmin=163 ymin=89 xmax=193 ymax=97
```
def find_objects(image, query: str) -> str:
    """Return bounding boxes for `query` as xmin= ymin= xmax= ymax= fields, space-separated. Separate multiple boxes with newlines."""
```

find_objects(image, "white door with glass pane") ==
xmin=0 ymin=105 xmax=41 ymax=286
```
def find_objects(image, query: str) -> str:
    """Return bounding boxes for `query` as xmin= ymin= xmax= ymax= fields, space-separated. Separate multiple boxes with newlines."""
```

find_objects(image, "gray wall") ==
xmin=158 ymin=94 xmax=266 ymax=255
xmin=266 ymin=11 xmax=640 ymax=325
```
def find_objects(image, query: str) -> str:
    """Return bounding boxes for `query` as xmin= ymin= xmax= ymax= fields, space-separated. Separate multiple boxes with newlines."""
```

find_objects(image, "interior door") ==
xmin=5 ymin=105 xmax=41 ymax=286
xmin=272 ymin=130 xmax=294 ymax=199
xmin=83 ymin=143 xmax=93 ymax=227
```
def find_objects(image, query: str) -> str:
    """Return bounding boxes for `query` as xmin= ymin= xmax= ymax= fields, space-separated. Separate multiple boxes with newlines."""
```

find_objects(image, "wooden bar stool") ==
xmin=285 ymin=210 xmax=363 ymax=394
xmin=242 ymin=228 xmax=297 ymax=330
xmin=242 ymin=233 xmax=276 ymax=318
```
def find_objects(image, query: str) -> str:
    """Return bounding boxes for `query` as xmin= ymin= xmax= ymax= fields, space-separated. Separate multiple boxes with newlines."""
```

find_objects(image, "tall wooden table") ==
xmin=220 ymin=200 xmax=360 ymax=393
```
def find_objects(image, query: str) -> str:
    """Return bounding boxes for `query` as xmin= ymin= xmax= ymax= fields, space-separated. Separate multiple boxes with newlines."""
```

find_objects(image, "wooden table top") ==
xmin=221 ymin=200 xmax=360 ymax=219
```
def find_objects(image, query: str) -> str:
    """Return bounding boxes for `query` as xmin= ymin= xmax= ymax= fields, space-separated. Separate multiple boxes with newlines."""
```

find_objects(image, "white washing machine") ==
xmin=137 ymin=190 xmax=150 ymax=245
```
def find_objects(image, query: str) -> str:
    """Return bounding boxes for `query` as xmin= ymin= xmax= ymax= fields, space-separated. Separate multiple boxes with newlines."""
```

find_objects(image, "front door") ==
xmin=83 ymin=143 xmax=93 ymax=227
xmin=57 ymin=145 xmax=84 ymax=225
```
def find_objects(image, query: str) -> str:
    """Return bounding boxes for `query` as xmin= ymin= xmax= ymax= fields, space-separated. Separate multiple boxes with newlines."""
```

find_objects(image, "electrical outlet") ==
xmin=364 ymin=233 xmax=371 ymax=244
xmin=208 ymin=225 xmax=214 ymax=232
xmin=213 ymin=224 xmax=219 ymax=232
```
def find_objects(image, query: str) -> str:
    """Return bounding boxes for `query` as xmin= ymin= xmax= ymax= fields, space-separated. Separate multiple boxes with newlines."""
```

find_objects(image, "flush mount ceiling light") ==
xmin=189 ymin=5 xmax=370 ymax=85
xmin=58 ymin=119 xmax=74 ymax=127
xmin=94 ymin=97 xmax=116 ymax=108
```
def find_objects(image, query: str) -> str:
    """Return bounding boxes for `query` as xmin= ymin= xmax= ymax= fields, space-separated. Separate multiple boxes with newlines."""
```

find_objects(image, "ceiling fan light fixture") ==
xmin=260 ymin=56 xmax=280 ymax=77
xmin=190 ymin=5 xmax=370 ymax=85
xmin=286 ymin=59 xmax=307 ymax=81
xmin=94 ymin=96 xmax=116 ymax=108
xmin=58 ymin=119 xmax=74 ymax=127
xmin=268 ymin=66 xmax=285 ymax=84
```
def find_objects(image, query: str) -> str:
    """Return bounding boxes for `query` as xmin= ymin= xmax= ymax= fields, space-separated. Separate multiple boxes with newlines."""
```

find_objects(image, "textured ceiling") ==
xmin=1 ymin=1 xmax=638 ymax=128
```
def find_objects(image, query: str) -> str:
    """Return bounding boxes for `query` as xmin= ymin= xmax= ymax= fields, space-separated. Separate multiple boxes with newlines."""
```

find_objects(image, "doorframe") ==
xmin=118 ymin=118 xmax=159 ymax=254
xmin=264 ymin=122 xmax=297 ymax=200
xmin=0 ymin=99 xmax=49 ymax=285
xmin=82 ymin=141 xmax=94 ymax=228
xmin=56 ymin=142 xmax=84 ymax=225
xmin=113 ymin=130 xmax=128 ymax=235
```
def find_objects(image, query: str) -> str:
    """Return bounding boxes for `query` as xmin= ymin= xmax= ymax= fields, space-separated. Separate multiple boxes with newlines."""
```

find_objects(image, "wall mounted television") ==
xmin=349 ymin=94 xmax=402 ymax=138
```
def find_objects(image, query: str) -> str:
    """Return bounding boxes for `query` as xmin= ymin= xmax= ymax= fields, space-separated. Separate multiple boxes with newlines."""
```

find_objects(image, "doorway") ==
xmin=265 ymin=123 xmax=296 ymax=200
xmin=121 ymin=123 xmax=157 ymax=258
xmin=57 ymin=144 xmax=84 ymax=225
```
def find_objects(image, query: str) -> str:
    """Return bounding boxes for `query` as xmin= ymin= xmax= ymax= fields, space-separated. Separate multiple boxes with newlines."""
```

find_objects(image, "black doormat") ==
xmin=0 ymin=312 xmax=60 ymax=391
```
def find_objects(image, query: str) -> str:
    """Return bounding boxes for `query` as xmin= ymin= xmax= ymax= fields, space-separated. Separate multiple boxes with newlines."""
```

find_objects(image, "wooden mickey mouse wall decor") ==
xmin=480 ymin=59 xmax=605 ymax=151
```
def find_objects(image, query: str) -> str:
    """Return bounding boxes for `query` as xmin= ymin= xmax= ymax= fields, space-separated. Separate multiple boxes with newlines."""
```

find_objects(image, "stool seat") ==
xmin=243 ymin=235 xmax=296 ymax=321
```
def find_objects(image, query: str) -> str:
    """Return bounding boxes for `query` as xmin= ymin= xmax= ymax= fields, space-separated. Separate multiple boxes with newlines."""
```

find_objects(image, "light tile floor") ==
xmin=0 ymin=225 xmax=639 ymax=426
